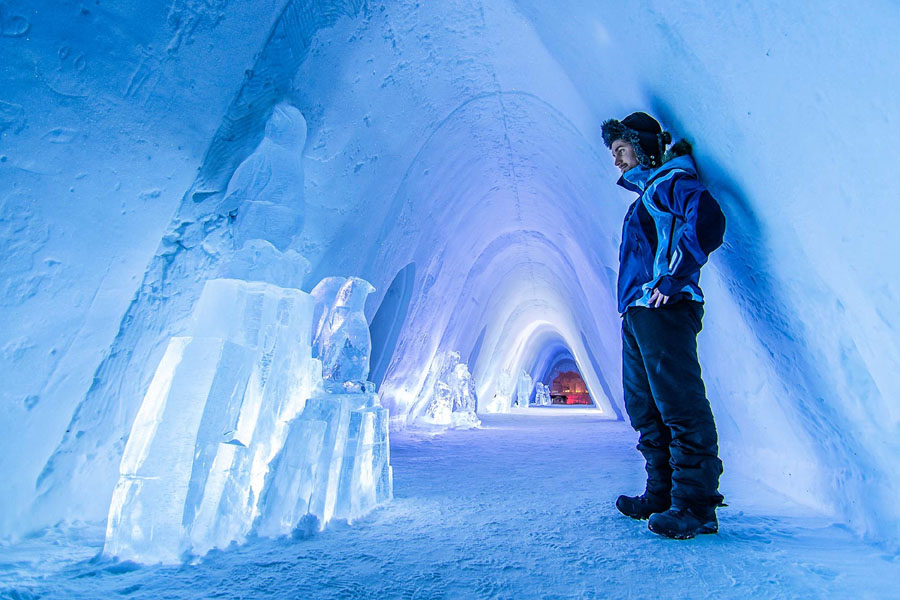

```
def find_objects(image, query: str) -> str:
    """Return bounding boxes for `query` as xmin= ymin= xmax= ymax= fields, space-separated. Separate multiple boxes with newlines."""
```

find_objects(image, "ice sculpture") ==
xmin=104 ymin=279 xmax=317 ymax=562
xmin=313 ymin=277 xmax=376 ymax=388
xmin=418 ymin=351 xmax=480 ymax=428
xmin=214 ymin=103 xmax=310 ymax=291
xmin=104 ymin=276 xmax=391 ymax=564
xmin=310 ymin=276 xmax=348 ymax=357
xmin=516 ymin=371 xmax=533 ymax=409
xmin=535 ymin=382 xmax=551 ymax=406
xmin=451 ymin=362 xmax=479 ymax=417
xmin=218 ymin=239 xmax=310 ymax=290
xmin=256 ymin=389 xmax=391 ymax=535
xmin=483 ymin=368 xmax=515 ymax=413
xmin=221 ymin=103 xmax=308 ymax=253
xmin=422 ymin=384 xmax=452 ymax=424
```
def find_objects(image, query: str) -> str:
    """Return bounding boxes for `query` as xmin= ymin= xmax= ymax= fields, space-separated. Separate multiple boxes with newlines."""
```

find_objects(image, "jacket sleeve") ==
xmin=652 ymin=174 xmax=726 ymax=297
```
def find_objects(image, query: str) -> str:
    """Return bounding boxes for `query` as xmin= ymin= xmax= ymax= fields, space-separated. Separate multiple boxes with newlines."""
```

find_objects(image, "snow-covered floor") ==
xmin=2 ymin=411 xmax=898 ymax=599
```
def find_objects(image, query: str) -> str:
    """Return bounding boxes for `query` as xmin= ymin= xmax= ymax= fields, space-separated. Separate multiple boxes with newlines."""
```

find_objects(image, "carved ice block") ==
xmin=105 ymin=337 xmax=256 ymax=563
xmin=255 ymin=418 xmax=327 ymax=537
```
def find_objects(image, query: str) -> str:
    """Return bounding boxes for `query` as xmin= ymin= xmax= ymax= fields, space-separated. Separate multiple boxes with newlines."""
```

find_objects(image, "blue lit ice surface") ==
xmin=1 ymin=0 xmax=900 ymax=596
xmin=103 ymin=278 xmax=391 ymax=563
xmin=4 ymin=415 xmax=900 ymax=598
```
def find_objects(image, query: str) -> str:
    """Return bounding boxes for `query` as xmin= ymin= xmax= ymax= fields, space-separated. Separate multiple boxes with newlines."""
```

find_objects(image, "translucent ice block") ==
xmin=516 ymin=371 xmax=533 ymax=408
xmin=255 ymin=418 xmax=327 ymax=537
xmin=535 ymin=382 xmax=551 ymax=406
xmin=105 ymin=337 xmax=257 ymax=564
xmin=186 ymin=280 xmax=318 ymax=555
xmin=334 ymin=409 xmax=377 ymax=520
xmin=105 ymin=276 xmax=389 ymax=563
xmin=304 ymin=393 xmax=363 ymax=524
xmin=105 ymin=278 xmax=319 ymax=562
xmin=371 ymin=406 xmax=393 ymax=504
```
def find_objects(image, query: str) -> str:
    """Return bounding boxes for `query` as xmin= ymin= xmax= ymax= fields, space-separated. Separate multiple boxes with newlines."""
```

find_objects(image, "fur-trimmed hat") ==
xmin=601 ymin=112 xmax=672 ymax=169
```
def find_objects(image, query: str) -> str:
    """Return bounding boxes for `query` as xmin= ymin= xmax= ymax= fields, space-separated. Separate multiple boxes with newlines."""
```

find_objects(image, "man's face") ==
xmin=611 ymin=139 xmax=639 ymax=173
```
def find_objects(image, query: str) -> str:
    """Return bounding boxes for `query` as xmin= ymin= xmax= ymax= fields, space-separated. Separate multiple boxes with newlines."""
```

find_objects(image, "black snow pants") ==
xmin=621 ymin=301 xmax=724 ymax=510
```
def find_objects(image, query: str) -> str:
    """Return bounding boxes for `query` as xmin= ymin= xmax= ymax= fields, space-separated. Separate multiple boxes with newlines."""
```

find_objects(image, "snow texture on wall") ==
xmin=2 ymin=0 xmax=900 ymax=549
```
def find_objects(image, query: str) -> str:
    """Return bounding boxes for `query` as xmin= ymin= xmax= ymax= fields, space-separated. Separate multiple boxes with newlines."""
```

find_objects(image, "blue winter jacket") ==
xmin=616 ymin=154 xmax=726 ymax=314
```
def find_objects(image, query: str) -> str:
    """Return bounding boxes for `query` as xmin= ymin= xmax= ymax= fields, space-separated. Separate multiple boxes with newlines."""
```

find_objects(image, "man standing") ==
xmin=601 ymin=112 xmax=726 ymax=539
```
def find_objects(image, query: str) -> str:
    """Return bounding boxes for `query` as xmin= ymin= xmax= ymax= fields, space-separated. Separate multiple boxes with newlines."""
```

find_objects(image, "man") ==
xmin=601 ymin=112 xmax=726 ymax=539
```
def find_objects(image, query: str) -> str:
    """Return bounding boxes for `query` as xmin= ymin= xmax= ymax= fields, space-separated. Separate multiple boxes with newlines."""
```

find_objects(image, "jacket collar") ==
xmin=616 ymin=155 xmax=697 ymax=194
xmin=617 ymin=165 xmax=651 ymax=194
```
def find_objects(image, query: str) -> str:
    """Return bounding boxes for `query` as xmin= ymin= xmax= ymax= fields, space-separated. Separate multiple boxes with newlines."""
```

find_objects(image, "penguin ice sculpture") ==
xmin=316 ymin=277 xmax=376 ymax=386
xmin=221 ymin=103 xmax=308 ymax=252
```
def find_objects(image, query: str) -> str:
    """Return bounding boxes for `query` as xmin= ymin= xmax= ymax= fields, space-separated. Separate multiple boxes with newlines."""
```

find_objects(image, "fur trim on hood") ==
xmin=601 ymin=113 xmax=673 ymax=169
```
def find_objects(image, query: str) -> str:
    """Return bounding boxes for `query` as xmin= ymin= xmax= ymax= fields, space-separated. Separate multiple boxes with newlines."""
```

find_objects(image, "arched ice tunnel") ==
xmin=2 ymin=0 xmax=900 ymax=557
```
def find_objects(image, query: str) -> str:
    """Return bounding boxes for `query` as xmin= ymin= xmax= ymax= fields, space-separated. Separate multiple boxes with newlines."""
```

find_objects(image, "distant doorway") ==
xmin=549 ymin=370 xmax=592 ymax=405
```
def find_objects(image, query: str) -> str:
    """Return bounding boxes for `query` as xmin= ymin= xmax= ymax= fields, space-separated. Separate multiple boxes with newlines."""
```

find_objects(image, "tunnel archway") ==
xmin=544 ymin=357 xmax=592 ymax=405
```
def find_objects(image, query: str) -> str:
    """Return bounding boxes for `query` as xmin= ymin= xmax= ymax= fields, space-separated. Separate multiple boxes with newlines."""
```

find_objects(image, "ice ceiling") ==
xmin=2 ymin=0 xmax=900 ymax=548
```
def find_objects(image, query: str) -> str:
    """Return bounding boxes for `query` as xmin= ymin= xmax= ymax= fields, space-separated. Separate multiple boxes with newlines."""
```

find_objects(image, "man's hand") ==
xmin=649 ymin=288 xmax=670 ymax=308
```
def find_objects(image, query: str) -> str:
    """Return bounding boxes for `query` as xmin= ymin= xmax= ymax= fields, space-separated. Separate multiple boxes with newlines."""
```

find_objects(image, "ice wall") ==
xmin=508 ymin=0 xmax=900 ymax=544
xmin=2 ymin=0 xmax=900 ymax=549
xmin=282 ymin=0 xmax=900 ymax=545
xmin=0 ymin=0 xmax=290 ymax=538
xmin=1 ymin=0 xmax=369 ymax=539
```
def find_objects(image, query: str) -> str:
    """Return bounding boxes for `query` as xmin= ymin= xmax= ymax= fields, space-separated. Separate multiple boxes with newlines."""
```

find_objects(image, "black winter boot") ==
xmin=647 ymin=506 xmax=718 ymax=539
xmin=615 ymin=493 xmax=669 ymax=520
